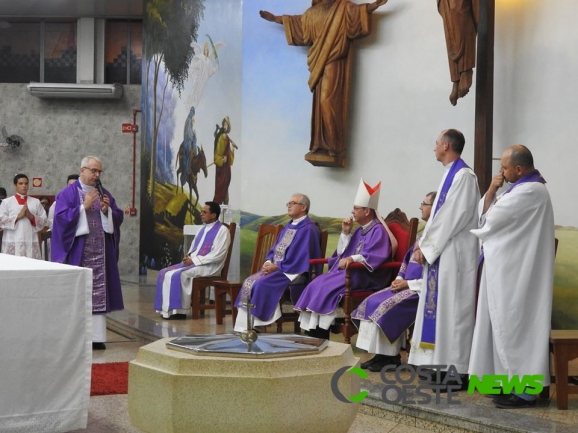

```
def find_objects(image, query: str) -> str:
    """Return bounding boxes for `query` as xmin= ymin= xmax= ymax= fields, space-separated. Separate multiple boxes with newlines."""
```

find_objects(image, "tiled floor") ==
xmin=75 ymin=274 xmax=578 ymax=432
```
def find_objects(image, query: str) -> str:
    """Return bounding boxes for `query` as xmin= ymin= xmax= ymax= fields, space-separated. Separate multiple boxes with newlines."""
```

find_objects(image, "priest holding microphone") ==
xmin=51 ymin=156 xmax=124 ymax=350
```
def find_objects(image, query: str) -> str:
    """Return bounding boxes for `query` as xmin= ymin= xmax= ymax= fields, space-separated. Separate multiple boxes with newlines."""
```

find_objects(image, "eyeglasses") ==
xmin=420 ymin=202 xmax=432 ymax=207
xmin=286 ymin=201 xmax=304 ymax=207
xmin=82 ymin=167 xmax=104 ymax=175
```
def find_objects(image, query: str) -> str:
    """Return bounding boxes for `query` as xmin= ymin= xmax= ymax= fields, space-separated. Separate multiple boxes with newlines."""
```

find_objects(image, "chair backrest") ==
xmin=313 ymin=221 xmax=329 ymax=258
xmin=384 ymin=208 xmax=418 ymax=262
xmin=219 ymin=222 xmax=237 ymax=278
xmin=320 ymin=230 xmax=329 ymax=258
xmin=250 ymin=224 xmax=284 ymax=274
xmin=41 ymin=230 xmax=51 ymax=261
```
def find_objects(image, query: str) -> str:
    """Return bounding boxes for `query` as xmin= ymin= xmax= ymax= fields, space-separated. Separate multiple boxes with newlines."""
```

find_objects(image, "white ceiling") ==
xmin=0 ymin=0 xmax=143 ymax=18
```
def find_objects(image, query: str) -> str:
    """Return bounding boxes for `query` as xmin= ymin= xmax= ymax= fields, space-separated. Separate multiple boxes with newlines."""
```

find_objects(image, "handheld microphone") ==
xmin=95 ymin=179 xmax=105 ymax=199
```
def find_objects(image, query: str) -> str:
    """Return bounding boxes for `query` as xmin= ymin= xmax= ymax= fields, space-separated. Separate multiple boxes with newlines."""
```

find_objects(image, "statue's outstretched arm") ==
xmin=259 ymin=10 xmax=282 ymax=24
xmin=367 ymin=0 xmax=389 ymax=14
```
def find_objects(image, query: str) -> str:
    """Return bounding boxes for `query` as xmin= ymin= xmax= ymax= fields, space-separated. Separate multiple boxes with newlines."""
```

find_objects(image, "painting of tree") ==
xmin=140 ymin=0 xmax=205 ymax=271
xmin=143 ymin=0 xmax=205 ymax=199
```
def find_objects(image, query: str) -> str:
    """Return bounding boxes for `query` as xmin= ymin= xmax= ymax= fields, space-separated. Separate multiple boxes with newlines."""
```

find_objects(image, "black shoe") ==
xmin=360 ymin=354 xmax=386 ymax=370
xmin=309 ymin=327 xmax=330 ymax=340
xmin=164 ymin=313 xmax=187 ymax=320
xmin=418 ymin=369 xmax=447 ymax=383
xmin=438 ymin=376 xmax=469 ymax=393
xmin=368 ymin=354 xmax=401 ymax=372
xmin=493 ymin=394 xmax=536 ymax=409
xmin=484 ymin=387 xmax=504 ymax=398
xmin=418 ymin=368 xmax=433 ymax=381
xmin=92 ymin=342 xmax=106 ymax=350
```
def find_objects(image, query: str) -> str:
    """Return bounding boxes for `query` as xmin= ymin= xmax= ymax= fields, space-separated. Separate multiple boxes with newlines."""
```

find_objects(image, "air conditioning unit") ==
xmin=27 ymin=83 xmax=123 ymax=100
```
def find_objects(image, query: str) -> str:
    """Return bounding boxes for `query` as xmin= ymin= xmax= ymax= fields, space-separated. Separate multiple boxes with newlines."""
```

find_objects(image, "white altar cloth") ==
xmin=0 ymin=254 xmax=92 ymax=432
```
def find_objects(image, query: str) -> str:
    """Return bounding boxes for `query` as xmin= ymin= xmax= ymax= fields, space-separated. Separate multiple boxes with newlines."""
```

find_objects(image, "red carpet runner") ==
xmin=90 ymin=362 xmax=129 ymax=396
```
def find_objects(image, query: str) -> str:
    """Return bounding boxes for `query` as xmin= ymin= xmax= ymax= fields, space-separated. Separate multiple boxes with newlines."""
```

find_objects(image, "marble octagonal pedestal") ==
xmin=128 ymin=338 xmax=361 ymax=433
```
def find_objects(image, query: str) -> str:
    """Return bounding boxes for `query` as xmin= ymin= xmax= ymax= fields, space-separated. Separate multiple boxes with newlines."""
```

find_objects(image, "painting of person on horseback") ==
xmin=176 ymin=106 xmax=208 ymax=221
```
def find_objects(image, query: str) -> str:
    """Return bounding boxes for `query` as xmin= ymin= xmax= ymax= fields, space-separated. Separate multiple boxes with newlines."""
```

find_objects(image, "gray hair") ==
xmin=80 ymin=156 xmax=102 ymax=168
xmin=293 ymin=193 xmax=310 ymax=214
xmin=427 ymin=191 xmax=437 ymax=202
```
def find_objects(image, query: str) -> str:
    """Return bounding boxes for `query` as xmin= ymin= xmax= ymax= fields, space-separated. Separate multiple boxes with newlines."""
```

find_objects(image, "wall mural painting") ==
xmin=140 ymin=0 xmax=241 ymax=271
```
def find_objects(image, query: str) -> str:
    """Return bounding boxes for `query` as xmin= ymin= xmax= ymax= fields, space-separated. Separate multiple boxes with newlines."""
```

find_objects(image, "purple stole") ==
xmin=504 ymin=169 xmax=546 ymax=193
xmin=239 ymin=226 xmax=298 ymax=305
xmin=155 ymin=222 xmax=222 ymax=311
xmin=420 ymin=158 xmax=469 ymax=349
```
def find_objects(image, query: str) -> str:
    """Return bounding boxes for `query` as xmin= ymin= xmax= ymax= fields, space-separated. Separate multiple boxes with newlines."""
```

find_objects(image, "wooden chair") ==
xmin=309 ymin=208 xmax=418 ymax=344
xmin=549 ymin=330 xmax=578 ymax=409
xmin=40 ymin=230 xmax=51 ymax=261
xmin=190 ymin=222 xmax=236 ymax=320
xmin=275 ymin=227 xmax=329 ymax=333
xmin=537 ymin=237 xmax=559 ymax=401
xmin=213 ymin=224 xmax=283 ymax=325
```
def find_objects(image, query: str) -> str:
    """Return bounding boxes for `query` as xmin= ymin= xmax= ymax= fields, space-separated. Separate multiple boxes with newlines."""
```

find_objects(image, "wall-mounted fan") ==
xmin=1 ymin=126 xmax=24 ymax=153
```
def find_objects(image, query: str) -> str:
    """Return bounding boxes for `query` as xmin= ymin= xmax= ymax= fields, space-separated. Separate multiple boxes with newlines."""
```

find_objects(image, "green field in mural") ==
xmin=553 ymin=227 xmax=578 ymax=329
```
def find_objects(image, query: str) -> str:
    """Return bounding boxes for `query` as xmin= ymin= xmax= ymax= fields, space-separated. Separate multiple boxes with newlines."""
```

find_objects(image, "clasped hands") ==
xmin=391 ymin=279 xmax=409 ymax=292
xmin=261 ymin=262 xmax=278 ymax=275
xmin=17 ymin=204 xmax=33 ymax=222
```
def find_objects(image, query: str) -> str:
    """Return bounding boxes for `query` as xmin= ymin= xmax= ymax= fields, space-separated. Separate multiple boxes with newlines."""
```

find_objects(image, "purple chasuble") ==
xmin=235 ymin=216 xmax=321 ymax=322
xmin=352 ymin=238 xmax=423 ymax=342
xmin=420 ymin=158 xmax=469 ymax=349
xmin=154 ymin=221 xmax=223 ymax=311
xmin=51 ymin=180 xmax=124 ymax=314
xmin=294 ymin=219 xmax=391 ymax=315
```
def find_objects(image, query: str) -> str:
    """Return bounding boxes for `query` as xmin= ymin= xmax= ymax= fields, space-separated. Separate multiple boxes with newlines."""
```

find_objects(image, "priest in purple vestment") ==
xmin=234 ymin=193 xmax=322 ymax=332
xmin=352 ymin=192 xmax=435 ymax=372
xmin=51 ymin=156 xmax=124 ymax=351
xmin=295 ymin=179 xmax=395 ymax=340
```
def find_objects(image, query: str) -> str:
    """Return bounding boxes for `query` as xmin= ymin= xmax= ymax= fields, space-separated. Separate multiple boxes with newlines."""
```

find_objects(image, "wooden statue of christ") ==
xmin=260 ymin=0 xmax=389 ymax=168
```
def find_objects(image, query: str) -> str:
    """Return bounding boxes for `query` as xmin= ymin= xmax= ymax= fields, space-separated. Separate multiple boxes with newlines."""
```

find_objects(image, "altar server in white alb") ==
xmin=0 ymin=174 xmax=48 ymax=259
xmin=409 ymin=129 xmax=480 ymax=384
xmin=469 ymin=145 xmax=554 ymax=409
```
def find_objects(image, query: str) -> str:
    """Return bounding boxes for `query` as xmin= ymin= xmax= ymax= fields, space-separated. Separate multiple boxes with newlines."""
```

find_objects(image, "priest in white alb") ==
xmin=154 ymin=201 xmax=231 ymax=319
xmin=409 ymin=129 xmax=479 ymax=387
xmin=469 ymin=145 xmax=554 ymax=409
